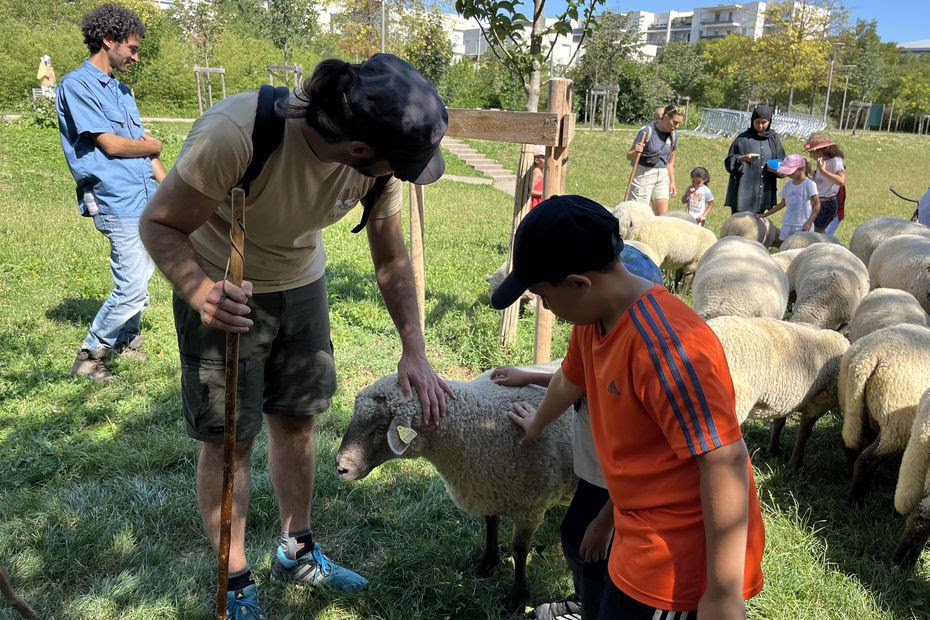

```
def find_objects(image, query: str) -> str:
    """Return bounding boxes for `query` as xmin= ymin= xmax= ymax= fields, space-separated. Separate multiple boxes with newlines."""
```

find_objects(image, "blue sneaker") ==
xmin=271 ymin=543 xmax=368 ymax=591
xmin=226 ymin=584 xmax=266 ymax=620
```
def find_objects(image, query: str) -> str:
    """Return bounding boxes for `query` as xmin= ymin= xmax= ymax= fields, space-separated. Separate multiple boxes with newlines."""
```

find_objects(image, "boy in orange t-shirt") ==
xmin=491 ymin=195 xmax=764 ymax=619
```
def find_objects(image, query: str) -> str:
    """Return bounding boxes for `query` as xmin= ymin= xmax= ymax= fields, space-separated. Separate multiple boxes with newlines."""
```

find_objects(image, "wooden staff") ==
xmin=216 ymin=188 xmax=246 ymax=620
xmin=0 ymin=567 xmax=37 ymax=619
xmin=623 ymin=130 xmax=649 ymax=201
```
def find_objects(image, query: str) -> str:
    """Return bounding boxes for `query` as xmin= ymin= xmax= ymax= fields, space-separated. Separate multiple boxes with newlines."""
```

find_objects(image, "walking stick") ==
xmin=216 ymin=188 xmax=246 ymax=620
xmin=623 ymin=131 xmax=649 ymax=201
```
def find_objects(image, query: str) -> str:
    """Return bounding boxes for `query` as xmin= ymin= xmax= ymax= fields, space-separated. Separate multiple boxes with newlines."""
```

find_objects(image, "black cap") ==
xmin=345 ymin=54 xmax=448 ymax=184
xmin=490 ymin=195 xmax=624 ymax=310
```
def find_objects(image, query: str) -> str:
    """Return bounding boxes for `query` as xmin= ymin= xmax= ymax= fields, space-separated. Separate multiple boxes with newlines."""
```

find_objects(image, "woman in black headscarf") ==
xmin=723 ymin=105 xmax=786 ymax=214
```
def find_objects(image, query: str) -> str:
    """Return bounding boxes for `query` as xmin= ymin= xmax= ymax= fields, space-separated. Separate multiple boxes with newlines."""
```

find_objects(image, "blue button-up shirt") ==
xmin=56 ymin=60 xmax=157 ymax=217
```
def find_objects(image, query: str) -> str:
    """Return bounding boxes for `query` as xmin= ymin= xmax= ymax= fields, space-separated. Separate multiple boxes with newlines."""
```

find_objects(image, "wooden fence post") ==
xmin=409 ymin=183 xmax=426 ymax=334
xmin=534 ymin=78 xmax=573 ymax=364
xmin=497 ymin=145 xmax=536 ymax=349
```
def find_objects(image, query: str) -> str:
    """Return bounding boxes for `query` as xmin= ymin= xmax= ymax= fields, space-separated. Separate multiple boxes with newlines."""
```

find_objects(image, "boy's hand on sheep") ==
xmin=490 ymin=366 xmax=531 ymax=386
xmin=507 ymin=401 xmax=541 ymax=446
xmin=397 ymin=352 xmax=456 ymax=425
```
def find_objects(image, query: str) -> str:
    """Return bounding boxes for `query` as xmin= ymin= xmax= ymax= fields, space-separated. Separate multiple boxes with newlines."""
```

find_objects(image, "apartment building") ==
xmin=630 ymin=2 xmax=767 ymax=59
xmin=446 ymin=14 xmax=584 ymax=70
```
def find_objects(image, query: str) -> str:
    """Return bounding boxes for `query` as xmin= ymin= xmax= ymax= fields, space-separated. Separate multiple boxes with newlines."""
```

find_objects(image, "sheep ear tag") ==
xmin=397 ymin=426 xmax=417 ymax=444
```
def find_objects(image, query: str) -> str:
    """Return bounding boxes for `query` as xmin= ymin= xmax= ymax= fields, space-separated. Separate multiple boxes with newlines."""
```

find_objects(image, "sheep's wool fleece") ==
xmin=838 ymin=324 xmax=930 ymax=452
xmin=719 ymin=212 xmax=778 ymax=247
xmin=846 ymin=288 xmax=928 ymax=344
xmin=787 ymin=243 xmax=869 ymax=330
xmin=779 ymin=231 xmax=842 ymax=251
xmin=611 ymin=200 xmax=654 ymax=237
xmin=868 ymin=234 xmax=930 ymax=314
xmin=628 ymin=216 xmax=717 ymax=272
xmin=708 ymin=316 xmax=847 ymax=424
xmin=849 ymin=216 xmax=930 ymax=266
xmin=353 ymin=375 xmax=575 ymax=520
xmin=895 ymin=388 xmax=930 ymax=515
xmin=693 ymin=237 xmax=788 ymax=320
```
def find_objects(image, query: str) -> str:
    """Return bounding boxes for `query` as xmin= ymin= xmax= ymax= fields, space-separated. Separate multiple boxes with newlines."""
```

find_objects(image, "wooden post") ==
xmin=409 ymin=183 xmax=426 ymax=334
xmin=497 ymin=145 xmax=536 ymax=349
xmin=195 ymin=72 xmax=203 ymax=115
xmin=534 ymin=78 xmax=573 ymax=364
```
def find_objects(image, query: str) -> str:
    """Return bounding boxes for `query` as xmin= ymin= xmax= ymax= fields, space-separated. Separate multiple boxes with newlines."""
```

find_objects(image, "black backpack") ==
xmin=236 ymin=84 xmax=390 ymax=233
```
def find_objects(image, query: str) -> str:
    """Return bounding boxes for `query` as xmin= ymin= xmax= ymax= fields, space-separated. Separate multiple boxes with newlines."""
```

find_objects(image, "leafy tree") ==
xmin=569 ymin=10 xmax=639 ymax=89
xmin=656 ymin=39 xmax=704 ymax=98
xmin=846 ymin=19 xmax=884 ymax=103
xmin=454 ymin=0 xmax=604 ymax=111
xmin=696 ymin=35 xmax=758 ymax=108
xmin=263 ymin=0 xmax=318 ymax=65
xmin=171 ymin=0 xmax=232 ymax=68
xmin=398 ymin=11 xmax=453 ymax=86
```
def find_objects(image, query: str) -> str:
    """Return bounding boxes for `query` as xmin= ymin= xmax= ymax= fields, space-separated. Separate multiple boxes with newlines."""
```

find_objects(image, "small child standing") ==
xmin=681 ymin=167 xmax=714 ymax=225
xmin=530 ymin=145 xmax=546 ymax=210
xmin=803 ymin=131 xmax=846 ymax=235
xmin=758 ymin=153 xmax=820 ymax=241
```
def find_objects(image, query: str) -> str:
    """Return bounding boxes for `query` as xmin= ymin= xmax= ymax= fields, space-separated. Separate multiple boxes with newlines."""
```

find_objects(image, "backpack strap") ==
xmin=351 ymin=174 xmax=392 ymax=234
xmin=237 ymin=84 xmax=290 ymax=196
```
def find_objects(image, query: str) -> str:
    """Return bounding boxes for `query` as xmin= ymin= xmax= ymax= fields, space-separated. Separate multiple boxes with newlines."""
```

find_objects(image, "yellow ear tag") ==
xmin=397 ymin=425 xmax=417 ymax=444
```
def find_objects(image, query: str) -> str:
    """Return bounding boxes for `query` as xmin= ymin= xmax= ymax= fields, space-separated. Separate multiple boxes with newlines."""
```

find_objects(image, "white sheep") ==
xmin=692 ymin=237 xmax=788 ymax=320
xmin=335 ymin=374 xmax=575 ymax=611
xmin=849 ymin=216 xmax=930 ymax=267
xmin=708 ymin=316 xmax=848 ymax=469
xmin=846 ymin=288 xmax=928 ymax=344
xmin=772 ymin=248 xmax=803 ymax=275
xmin=891 ymin=388 xmax=930 ymax=567
xmin=719 ymin=212 xmax=780 ymax=247
xmin=485 ymin=261 xmax=535 ymax=310
xmin=786 ymin=243 xmax=869 ymax=331
xmin=779 ymin=231 xmax=843 ymax=251
xmin=627 ymin=216 xmax=717 ymax=293
xmin=662 ymin=210 xmax=698 ymax=224
xmin=868 ymin=234 xmax=930 ymax=314
xmin=838 ymin=324 xmax=930 ymax=504
xmin=611 ymin=200 xmax=654 ymax=237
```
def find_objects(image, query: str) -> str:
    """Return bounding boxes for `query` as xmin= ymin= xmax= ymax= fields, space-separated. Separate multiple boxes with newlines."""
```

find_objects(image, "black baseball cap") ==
xmin=345 ymin=54 xmax=448 ymax=185
xmin=490 ymin=195 xmax=624 ymax=310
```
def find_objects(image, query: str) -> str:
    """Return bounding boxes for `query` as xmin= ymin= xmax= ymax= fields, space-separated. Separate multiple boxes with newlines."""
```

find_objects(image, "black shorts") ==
xmin=814 ymin=195 xmax=838 ymax=229
xmin=173 ymin=276 xmax=336 ymax=442
xmin=598 ymin=580 xmax=697 ymax=619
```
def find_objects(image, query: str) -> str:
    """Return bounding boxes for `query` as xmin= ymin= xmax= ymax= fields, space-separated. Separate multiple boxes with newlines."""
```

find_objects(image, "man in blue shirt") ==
xmin=57 ymin=3 xmax=164 ymax=383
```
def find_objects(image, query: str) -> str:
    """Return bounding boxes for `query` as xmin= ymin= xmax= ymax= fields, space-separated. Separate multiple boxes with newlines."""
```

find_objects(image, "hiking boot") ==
xmin=226 ymin=584 xmax=266 ymax=620
xmin=115 ymin=335 xmax=147 ymax=361
xmin=70 ymin=348 xmax=114 ymax=384
xmin=531 ymin=595 xmax=582 ymax=620
xmin=271 ymin=543 xmax=368 ymax=591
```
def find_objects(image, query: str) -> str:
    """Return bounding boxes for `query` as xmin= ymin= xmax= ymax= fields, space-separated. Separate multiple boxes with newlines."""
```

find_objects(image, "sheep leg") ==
xmin=789 ymin=410 xmax=826 ymax=470
xmin=847 ymin=436 xmax=886 ymax=505
xmin=767 ymin=417 xmax=787 ymax=457
xmin=892 ymin=498 xmax=930 ymax=568
xmin=475 ymin=515 xmax=500 ymax=577
xmin=503 ymin=520 xmax=538 ymax=614
xmin=679 ymin=269 xmax=696 ymax=296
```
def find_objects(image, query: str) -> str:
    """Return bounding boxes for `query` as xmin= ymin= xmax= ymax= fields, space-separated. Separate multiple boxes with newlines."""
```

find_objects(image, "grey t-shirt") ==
xmin=634 ymin=121 xmax=677 ymax=169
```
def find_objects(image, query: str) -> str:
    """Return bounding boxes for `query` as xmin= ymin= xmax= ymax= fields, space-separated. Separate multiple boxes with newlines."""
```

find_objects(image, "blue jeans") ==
xmin=81 ymin=214 xmax=154 ymax=351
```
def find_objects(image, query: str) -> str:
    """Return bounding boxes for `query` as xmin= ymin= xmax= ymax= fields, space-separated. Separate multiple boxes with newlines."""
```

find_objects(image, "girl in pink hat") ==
xmin=757 ymin=154 xmax=820 ymax=242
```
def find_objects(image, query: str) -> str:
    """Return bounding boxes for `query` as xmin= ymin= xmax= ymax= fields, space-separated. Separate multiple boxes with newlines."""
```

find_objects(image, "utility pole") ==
xmin=823 ymin=53 xmax=836 ymax=124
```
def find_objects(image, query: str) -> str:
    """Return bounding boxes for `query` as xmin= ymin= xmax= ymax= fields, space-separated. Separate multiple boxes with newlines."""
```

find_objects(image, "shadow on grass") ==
xmin=743 ymin=414 xmax=930 ymax=619
xmin=45 ymin=297 xmax=103 ymax=326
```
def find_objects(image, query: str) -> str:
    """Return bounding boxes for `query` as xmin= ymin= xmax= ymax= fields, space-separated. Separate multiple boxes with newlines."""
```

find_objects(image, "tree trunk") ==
xmin=787 ymin=86 xmax=795 ymax=111
xmin=525 ymin=0 xmax=544 ymax=112
xmin=526 ymin=69 xmax=541 ymax=112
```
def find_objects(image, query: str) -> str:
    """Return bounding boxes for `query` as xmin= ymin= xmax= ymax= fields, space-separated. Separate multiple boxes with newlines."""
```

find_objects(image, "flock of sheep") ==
xmin=334 ymin=202 xmax=930 ymax=609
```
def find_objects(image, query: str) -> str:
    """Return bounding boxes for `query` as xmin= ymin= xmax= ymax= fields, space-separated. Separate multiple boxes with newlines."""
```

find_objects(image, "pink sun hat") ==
xmin=776 ymin=154 xmax=807 ymax=175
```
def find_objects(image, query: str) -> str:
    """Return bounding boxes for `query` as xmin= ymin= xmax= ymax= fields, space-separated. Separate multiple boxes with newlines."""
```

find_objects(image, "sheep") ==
xmin=485 ymin=261 xmax=535 ymax=310
xmin=786 ymin=243 xmax=869 ymax=331
xmin=849 ymin=216 xmax=930 ymax=267
xmin=692 ymin=237 xmax=789 ymax=320
xmin=838 ymin=324 xmax=930 ymax=504
xmin=611 ymin=200 xmax=654 ymax=237
xmin=707 ymin=316 xmax=848 ymax=469
xmin=335 ymin=374 xmax=575 ymax=611
xmin=891 ymin=388 xmax=930 ymax=567
xmin=772 ymin=248 xmax=803 ymax=275
xmin=719 ymin=212 xmax=780 ymax=247
xmin=846 ymin=288 xmax=928 ymax=344
xmin=779 ymin=231 xmax=843 ymax=251
xmin=627 ymin=216 xmax=717 ymax=293
xmin=868 ymin=234 xmax=930 ymax=314
xmin=662 ymin=210 xmax=697 ymax=224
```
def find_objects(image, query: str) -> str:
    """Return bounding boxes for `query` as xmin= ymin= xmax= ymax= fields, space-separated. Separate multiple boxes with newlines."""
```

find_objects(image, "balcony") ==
xmin=670 ymin=22 xmax=693 ymax=30
xmin=701 ymin=19 xmax=740 ymax=26
xmin=647 ymin=22 xmax=669 ymax=31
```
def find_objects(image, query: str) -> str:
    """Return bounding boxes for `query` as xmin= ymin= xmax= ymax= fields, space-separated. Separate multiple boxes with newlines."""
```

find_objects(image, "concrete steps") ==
xmin=442 ymin=137 xmax=517 ymax=196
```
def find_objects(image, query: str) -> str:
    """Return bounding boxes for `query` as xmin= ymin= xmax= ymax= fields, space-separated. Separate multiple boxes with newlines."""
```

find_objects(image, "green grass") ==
xmin=1 ymin=119 xmax=929 ymax=619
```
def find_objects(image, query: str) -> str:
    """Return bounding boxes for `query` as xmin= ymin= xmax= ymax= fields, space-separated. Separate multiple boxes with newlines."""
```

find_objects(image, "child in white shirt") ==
xmin=758 ymin=154 xmax=820 ymax=241
xmin=682 ymin=166 xmax=714 ymax=226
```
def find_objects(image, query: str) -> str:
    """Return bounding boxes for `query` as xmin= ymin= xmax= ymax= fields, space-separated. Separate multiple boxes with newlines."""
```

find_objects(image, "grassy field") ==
xmin=0 ymin=118 xmax=929 ymax=620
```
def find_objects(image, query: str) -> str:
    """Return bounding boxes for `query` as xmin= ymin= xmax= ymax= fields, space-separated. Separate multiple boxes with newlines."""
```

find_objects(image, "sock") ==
xmin=283 ymin=528 xmax=315 ymax=559
xmin=227 ymin=567 xmax=254 ymax=592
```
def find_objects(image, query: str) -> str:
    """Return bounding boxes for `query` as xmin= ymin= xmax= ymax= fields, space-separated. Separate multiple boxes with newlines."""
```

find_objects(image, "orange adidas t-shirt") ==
xmin=561 ymin=285 xmax=765 ymax=610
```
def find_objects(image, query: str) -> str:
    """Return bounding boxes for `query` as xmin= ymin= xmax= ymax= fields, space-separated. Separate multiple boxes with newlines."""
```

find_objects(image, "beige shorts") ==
xmin=629 ymin=166 xmax=670 ymax=203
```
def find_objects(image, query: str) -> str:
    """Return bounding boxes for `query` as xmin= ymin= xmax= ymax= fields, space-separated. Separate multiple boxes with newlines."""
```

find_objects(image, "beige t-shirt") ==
xmin=174 ymin=91 xmax=402 ymax=293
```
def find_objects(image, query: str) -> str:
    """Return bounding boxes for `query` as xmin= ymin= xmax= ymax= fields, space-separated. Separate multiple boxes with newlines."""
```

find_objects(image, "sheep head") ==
xmin=335 ymin=375 xmax=423 ymax=481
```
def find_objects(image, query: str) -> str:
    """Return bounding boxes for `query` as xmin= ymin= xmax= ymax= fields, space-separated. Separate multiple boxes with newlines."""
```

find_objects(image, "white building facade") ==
xmin=630 ymin=2 xmax=768 ymax=59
